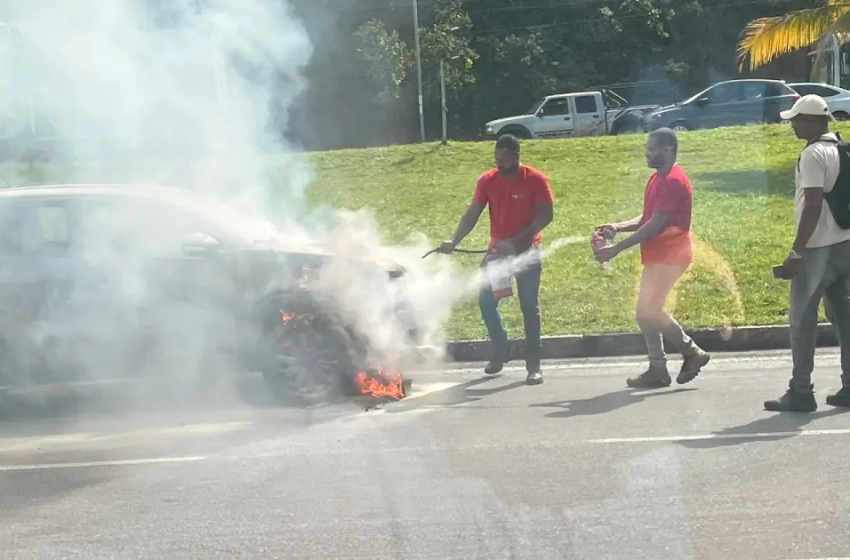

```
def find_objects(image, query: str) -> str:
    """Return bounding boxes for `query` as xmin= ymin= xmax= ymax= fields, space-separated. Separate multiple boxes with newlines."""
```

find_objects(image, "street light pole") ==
xmin=439 ymin=59 xmax=447 ymax=145
xmin=412 ymin=0 xmax=425 ymax=142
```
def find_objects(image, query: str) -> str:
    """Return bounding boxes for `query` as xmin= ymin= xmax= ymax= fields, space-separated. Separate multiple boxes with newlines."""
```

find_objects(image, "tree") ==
xmin=737 ymin=0 xmax=848 ymax=71
xmin=353 ymin=19 xmax=413 ymax=104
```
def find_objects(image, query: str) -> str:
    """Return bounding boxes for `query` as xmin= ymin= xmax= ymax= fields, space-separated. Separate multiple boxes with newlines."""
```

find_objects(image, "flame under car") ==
xmin=0 ymin=184 xmax=414 ymax=405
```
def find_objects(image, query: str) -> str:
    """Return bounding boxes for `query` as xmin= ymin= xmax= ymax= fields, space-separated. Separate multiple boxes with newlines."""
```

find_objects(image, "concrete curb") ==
xmin=444 ymin=323 xmax=838 ymax=362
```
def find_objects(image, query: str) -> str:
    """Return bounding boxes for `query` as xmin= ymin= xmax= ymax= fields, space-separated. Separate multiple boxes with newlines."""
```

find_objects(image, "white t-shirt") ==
xmin=795 ymin=132 xmax=850 ymax=248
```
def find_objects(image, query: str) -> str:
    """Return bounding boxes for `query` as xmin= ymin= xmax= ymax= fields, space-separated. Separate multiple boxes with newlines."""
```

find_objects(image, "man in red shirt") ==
xmin=440 ymin=134 xmax=554 ymax=385
xmin=594 ymin=128 xmax=711 ymax=388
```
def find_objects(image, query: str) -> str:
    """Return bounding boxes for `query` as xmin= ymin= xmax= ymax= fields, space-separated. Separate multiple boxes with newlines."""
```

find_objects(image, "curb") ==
xmin=444 ymin=323 xmax=837 ymax=362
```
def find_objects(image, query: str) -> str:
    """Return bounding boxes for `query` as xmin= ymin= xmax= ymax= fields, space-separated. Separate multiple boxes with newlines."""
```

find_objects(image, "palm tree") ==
xmin=737 ymin=0 xmax=850 ymax=72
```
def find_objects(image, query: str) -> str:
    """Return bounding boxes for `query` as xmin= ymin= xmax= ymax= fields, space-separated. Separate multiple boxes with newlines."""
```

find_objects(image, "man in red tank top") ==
xmin=439 ymin=135 xmax=554 ymax=385
xmin=594 ymin=128 xmax=710 ymax=388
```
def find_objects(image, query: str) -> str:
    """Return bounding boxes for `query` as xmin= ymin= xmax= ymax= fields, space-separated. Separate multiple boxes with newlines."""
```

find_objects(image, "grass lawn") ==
xmin=2 ymin=123 xmax=847 ymax=341
xmin=307 ymin=123 xmax=850 ymax=340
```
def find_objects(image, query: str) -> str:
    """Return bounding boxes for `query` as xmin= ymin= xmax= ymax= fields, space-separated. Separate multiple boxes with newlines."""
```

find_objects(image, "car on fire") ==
xmin=0 ymin=184 xmax=412 ymax=405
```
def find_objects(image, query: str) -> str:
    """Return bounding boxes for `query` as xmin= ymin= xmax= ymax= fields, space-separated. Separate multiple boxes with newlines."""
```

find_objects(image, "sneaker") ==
xmin=484 ymin=346 xmax=510 ymax=375
xmin=764 ymin=389 xmax=817 ymax=412
xmin=677 ymin=351 xmax=711 ymax=385
xmin=526 ymin=368 xmax=543 ymax=385
xmin=826 ymin=386 xmax=850 ymax=408
xmin=626 ymin=366 xmax=671 ymax=389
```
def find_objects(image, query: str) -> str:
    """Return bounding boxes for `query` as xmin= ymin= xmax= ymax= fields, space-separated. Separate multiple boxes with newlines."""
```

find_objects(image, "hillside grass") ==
xmin=307 ymin=124 xmax=849 ymax=340
xmin=2 ymin=123 xmax=846 ymax=341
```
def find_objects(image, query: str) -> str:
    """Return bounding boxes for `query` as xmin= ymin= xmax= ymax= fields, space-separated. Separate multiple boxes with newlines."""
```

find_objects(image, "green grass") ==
xmin=2 ymin=123 xmax=845 ymax=341
xmin=306 ymin=124 xmax=848 ymax=340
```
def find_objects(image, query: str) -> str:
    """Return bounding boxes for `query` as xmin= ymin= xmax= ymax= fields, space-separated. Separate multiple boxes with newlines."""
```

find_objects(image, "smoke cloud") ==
xmin=0 ymin=0 xmax=573 ymax=411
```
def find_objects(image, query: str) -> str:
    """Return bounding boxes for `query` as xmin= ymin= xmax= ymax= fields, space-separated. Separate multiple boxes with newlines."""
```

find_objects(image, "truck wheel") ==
xmin=259 ymin=294 xmax=360 ymax=406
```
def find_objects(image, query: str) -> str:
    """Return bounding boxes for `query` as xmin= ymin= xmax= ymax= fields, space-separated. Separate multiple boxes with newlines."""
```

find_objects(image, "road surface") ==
xmin=1 ymin=350 xmax=850 ymax=560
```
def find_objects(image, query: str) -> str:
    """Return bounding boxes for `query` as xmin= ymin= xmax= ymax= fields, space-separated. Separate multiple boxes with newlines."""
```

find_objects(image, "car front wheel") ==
xmin=259 ymin=295 xmax=359 ymax=406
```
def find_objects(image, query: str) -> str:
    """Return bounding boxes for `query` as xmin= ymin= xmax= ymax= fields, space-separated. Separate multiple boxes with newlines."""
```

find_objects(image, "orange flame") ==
xmin=354 ymin=368 xmax=405 ymax=400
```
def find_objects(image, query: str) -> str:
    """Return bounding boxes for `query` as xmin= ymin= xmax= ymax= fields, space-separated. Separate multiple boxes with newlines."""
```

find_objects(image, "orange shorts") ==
xmin=640 ymin=227 xmax=693 ymax=266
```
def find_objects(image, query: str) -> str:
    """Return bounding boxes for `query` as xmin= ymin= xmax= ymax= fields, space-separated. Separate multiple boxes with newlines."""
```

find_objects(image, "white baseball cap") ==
xmin=780 ymin=93 xmax=836 ymax=122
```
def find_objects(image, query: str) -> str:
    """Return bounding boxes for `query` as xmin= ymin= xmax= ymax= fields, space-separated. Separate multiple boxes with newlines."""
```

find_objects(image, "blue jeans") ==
xmin=478 ymin=257 xmax=542 ymax=369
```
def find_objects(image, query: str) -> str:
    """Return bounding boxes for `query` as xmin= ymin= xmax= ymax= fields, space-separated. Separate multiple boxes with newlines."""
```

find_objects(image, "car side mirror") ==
xmin=181 ymin=232 xmax=221 ymax=258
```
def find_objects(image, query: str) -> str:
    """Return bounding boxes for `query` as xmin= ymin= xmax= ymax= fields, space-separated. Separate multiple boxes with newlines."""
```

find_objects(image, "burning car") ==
xmin=0 ymin=183 xmax=410 ymax=405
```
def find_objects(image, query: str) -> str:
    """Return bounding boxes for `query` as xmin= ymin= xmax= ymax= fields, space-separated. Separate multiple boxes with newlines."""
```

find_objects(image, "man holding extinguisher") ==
xmin=440 ymin=134 xmax=554 ymax=385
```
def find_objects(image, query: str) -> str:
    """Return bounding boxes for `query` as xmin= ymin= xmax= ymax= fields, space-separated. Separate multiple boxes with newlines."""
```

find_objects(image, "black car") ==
xmin=0 ymin=184 xmax=412 ymax=405
xmin=643 ymin=79 xmax=800 ymax=132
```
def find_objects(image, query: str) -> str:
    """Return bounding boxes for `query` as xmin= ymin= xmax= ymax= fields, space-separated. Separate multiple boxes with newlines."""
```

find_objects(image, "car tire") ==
xmin=259 ymin=293 xmax=361 ymax=406
xmin=670 ymin=122 xmax=691 ymax=132
xmin=834 ymin=111 xmax=850 ymax=121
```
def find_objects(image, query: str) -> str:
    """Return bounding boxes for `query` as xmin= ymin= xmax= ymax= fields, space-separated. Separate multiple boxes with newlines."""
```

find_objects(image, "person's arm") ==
xmin=612 ymin=215 xmax=643 ymax=233
xmin=792 ymin=149 xmax=828 ymax=255
xmin=612 ymin=212 xmax=670 ymax=252
xmin=449 ymin=201 xmax=486 ymax=246
xmin=503 ymin=173 xmax=555 ymax=251
xmin=440 ymin=177 xmax=488 ymax=252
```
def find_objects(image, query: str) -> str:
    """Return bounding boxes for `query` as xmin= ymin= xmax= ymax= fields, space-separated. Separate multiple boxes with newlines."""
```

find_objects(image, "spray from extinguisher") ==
xmin=591 ymin=231 xmax=613 ymax=275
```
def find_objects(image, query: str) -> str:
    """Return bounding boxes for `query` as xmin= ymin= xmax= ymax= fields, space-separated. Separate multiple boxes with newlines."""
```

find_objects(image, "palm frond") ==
xmin=737 ymin=4 xmax=849 ymax=71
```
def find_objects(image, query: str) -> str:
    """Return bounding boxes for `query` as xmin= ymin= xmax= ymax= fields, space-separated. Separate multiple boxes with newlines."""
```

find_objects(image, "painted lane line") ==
xmin=0 ymin=456 xmax=206 ymax=472
xmin=586 ymin=428 xmax=850 ymax=444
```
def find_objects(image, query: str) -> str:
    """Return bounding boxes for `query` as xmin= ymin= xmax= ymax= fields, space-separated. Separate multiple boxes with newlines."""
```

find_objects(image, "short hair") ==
xmin=649 ymin=127 xmax=678 ymax=154
xmin=495 ymin=134 xmax=520 ymax=153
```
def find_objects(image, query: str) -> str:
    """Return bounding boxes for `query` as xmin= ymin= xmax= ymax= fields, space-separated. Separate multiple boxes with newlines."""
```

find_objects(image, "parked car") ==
xmin=482 ymin=89 xmax=660 ymax=139
xmin=0 ymin=184 xmax=413 ymax=405
xmin=643 ymin=79 xmax=800 ymax=132
xmin=787 ymin=82 xmax=850 ymax=120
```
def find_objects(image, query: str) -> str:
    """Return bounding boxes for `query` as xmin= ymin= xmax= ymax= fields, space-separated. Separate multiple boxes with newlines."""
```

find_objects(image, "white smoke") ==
xmin=0 ymin=0 xmax=576 ymax=408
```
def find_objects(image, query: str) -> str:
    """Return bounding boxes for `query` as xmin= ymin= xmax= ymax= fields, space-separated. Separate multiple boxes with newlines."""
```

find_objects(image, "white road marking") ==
xmin=586 ymin=428 xmax=850 ymax=444
xmin=404 ymin=381 xmax=464 ymax=401
xmin=0 ymin=456 xmax=206 ymax=472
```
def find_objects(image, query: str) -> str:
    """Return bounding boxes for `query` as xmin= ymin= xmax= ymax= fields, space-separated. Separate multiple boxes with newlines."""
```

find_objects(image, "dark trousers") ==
xmin=478 ymin=259 xmax=542 ymax=369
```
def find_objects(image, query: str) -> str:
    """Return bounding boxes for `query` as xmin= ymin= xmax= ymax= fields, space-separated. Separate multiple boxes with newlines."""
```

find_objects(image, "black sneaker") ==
xmin=626 ymin=366 xmax=671 ymax=389
xmin=484 ymin=347 xmax=510 ymax=375
xmin=826 ymin=386 xmax=850 ymax=408
xmin=764 ymin=389 xmax=817 ymax=412
xmin=526 ymin=368 xmax=543 ymax=385
xmin=677 ymin=350 xmax=711 ymax=384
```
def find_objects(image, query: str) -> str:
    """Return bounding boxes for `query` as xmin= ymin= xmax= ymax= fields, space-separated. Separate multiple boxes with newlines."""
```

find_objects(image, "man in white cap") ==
xmin=765 ymin=94 xmax=850 ymax=412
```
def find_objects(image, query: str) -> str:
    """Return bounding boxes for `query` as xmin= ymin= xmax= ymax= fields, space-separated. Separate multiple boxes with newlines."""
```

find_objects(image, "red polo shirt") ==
xmin=639 ymin=163 xmax=693 ymax=265
xmin=472 ymin=165 xmax=554 ymax=252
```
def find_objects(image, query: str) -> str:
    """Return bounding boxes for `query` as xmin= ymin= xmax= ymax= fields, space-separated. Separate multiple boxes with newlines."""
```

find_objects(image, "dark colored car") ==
xmin=643 ymin=79 xmax=800 ymax=132
xmin=0 ymin=184 xmax=412 ymax=405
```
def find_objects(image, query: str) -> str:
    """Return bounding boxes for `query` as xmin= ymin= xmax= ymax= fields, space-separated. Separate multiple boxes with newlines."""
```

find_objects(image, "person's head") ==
xmin=780 ymin=94 xmax=834 ymax=140
xmin=494 ymin=134 xmax=521 ymax=175
xmin=646 ymin=128 xmax=678 ymax=170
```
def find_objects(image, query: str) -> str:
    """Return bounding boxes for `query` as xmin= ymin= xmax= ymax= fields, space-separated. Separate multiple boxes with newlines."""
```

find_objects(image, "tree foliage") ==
xmin=287 ymin=0 xmax=823 ymax=149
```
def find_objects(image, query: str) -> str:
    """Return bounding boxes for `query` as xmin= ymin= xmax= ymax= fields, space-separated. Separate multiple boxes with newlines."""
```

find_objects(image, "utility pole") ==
xmin=439 ymin=59 xmax=447 ymax=145
xmin=412 ymin=0 xmax=425 ymax=142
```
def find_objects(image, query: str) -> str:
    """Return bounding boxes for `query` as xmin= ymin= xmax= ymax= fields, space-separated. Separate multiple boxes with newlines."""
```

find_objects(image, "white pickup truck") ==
xmin=482 ymin=89 xmax=660 ymax=140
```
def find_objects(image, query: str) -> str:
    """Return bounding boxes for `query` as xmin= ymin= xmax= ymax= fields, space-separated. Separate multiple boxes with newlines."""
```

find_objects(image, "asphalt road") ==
xmin=2 ymin=350 xmax=850 ymax=560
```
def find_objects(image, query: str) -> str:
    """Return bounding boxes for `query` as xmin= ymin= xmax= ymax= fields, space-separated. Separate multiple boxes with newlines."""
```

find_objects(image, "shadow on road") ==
xmin=676 ymin=407 xmax=850 ymax=449
xmin=531 ymin=387 xmax=698 ymax=419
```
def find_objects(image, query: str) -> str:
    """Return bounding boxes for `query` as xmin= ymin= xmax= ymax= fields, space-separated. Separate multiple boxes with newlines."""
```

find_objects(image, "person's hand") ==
xmin=490 ymin=240 xmax=516 ymax=257
xmin=438 ymin=240 xmax=456 ymax=254
xmin=595 ymin=224 xmax=618 ymax=240
xmin=782 ymin=254 xmax=803 ymax=278
xmin=594 ymin=244 xmax=621 ymax=263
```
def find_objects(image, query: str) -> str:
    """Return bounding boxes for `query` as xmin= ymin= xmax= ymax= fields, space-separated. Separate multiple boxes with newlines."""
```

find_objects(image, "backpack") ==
xmin=808 ymin=132 xmax=850 ymax=229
